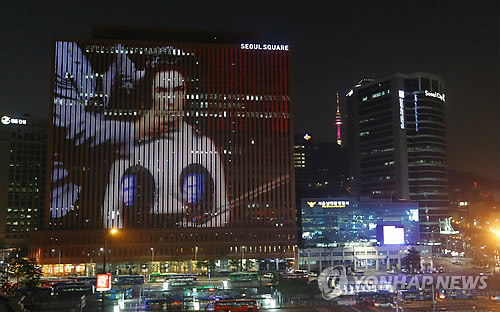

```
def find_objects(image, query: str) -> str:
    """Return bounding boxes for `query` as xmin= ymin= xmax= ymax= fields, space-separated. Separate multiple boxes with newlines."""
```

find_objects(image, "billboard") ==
xmin=382 ymin=225 xmax=405 ymax=245
xmin=50 ymin=41 xmax=292 ymax=229
xmin=96 ymin=273 xmax=112 ymax=292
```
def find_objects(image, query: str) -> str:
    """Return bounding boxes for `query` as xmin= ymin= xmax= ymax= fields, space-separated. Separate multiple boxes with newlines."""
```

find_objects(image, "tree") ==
xmin=402 ymin=247 xmax=421 ymax=270
xmin=245 ymin=259 xmax=256 ymax=271
xmin=276 ymin=279 xmax=308 ymax=304
xmin=5 ymin=257 xmax=42 ymax=289
xmin=196 ymin=260 xmax=208 ymax=272
xmin=229 ymin=259 xmax=241 ymax=272
xmin=207 ymin=260 xmax=216 ymax=272
xmin=1 ymin=258 xmax=43 ymax=311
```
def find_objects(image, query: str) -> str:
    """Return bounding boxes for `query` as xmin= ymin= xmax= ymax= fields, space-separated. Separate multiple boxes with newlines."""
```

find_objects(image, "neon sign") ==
xmin=1 ymin=115 xmax=27 ymax=126
xmin=398 ymin=90 xmax=405 ymax=129
xmin=414 ymin=94 xmax=419 ymax=132
xmin=311 ymin=200 xmax=350 ymax=208
xmin=240 ymin=43 xmax=289 ymax=51
xmin=424 ymin=90 xmax=445 ymax=102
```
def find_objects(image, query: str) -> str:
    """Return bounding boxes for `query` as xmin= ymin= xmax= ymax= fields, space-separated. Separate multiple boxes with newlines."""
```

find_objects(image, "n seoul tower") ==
xmin=335 ymin=91 xmax=342 ymax=146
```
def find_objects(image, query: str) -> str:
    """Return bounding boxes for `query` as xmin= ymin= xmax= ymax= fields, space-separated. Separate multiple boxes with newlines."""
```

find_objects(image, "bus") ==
xmin=163 ymin=277 xmax=198 ymax=290
xmin=40 ymin=279 xmax=75 ymax=288
xmin=144 ymin=297 xmax=184 ymax=311
xmin=229 ymin=272 xmax=259 ymax=282
xmin=214 ymin=299 xmax=259 ymax=312
xmin=397 ymin=289 xmax=432 ymax=302
xmin=113 ymin=275 xmax=145 ymax=285
xmin=183 ymin=285 xmax=217 ymax=297
xmin=281 ymin=271 xmax=309 ymax=281
xmin=75 ymin=276 xmax=97 ymax=285
xmin=16 ymin=286 xmax=54 ymax=297
xmin=55 ymin=283 xmax=94 ymax=296
xmin=96 ymin=288 xmax=133 ymax=300
xmin=357 ymin=290 xmax=393 ymax=305
xmin=438 ymin=289 xmax=477 ymax=300
xmin=149 ymin=272 xmax=197 ymax=282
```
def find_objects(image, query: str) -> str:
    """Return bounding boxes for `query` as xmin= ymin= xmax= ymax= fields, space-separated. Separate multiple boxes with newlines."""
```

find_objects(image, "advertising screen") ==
xmin=382 ymin=226 xmax=405 ymax=245
xmin=50 ymin=41 xmax=292 ymax=229
xmin=96 ymin=273 xmax=112 ymax=292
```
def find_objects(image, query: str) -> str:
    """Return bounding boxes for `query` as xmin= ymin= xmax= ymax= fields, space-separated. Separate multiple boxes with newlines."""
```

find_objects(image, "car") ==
xmin=374 ymin=301 xmax=393 ymax=308
xmin=262 ymin=273 xmax=273 ymax=279
xmin=387 ymin=269 xmax=396 ymax=274
xmin=308 ymin=272 xmax=318 ymax=277
xmin=480 ymin=271 xmax=494 ymax=276
xmin=352 ymin=270 xmax=364 ymax=276
xmin=490 ymin=296 xmax=500 ymax=301
xmin=474 ymin=265 xmax=489 ymax=269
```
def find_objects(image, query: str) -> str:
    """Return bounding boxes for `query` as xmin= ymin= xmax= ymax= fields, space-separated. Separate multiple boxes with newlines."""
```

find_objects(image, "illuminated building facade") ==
xmin=0 ymin=116 xmax=47 ymax=253
xmin=298 ymin=245 xmax=432 ymax=273
xmin=29 ymin=37 xmax=297 ymax=275
xmin=346 ymin=73 xmax=449 ymax=243
xmin=300 ymin=198 xmax=420 ymax=248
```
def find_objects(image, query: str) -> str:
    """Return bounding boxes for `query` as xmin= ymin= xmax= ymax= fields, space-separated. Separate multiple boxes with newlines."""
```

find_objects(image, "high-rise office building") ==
xmin=0 ymin=115 xmax=47 ymax=253
xmin=346 ymin=73 xmax=448 ymax=242
xmin=29 ymin=36 xmax=297 ymax=275
xmin=294 ymin=134 xmax=348 ymax=199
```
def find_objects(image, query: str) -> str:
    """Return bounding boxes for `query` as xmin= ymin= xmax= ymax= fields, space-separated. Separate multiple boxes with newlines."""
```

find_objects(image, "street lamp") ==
xmin=101 ymin=228 xmax=118 ymax=312
xmin=102 ymin=228 xmax=119 ymax=274
xmin=194 ymin=246 xmax=199 ymax=274
xmin=241 ymin=246 xmax=246 ymax=272
xmin=51 ymin=249 xmax=61 ymax=276
xmin=150 ymin=248 xmax=155 ymax=274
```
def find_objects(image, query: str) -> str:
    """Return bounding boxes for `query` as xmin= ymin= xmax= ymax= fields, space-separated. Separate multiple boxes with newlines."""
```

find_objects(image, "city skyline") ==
xmin=0 ymin=1 xmax=498 ymax=180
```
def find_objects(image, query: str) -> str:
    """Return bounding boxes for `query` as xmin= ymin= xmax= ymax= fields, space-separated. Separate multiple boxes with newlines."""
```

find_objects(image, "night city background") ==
xmin=1 ymin=1 xmax=498 ymax=179
xmin=0 ymin=1 xmax=499 ymax=311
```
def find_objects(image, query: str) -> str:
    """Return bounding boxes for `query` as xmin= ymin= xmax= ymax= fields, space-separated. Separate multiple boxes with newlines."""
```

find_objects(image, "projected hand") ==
xmin=135 ymin=110 xmax=179 ymax=140
xmin=56 ymin=103 xmax=115 ymax=147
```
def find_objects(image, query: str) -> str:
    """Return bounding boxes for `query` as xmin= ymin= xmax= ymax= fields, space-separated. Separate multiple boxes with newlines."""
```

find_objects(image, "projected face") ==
xmin=120 ymin=175 xmax=136 ymax=207
xmin=152 ymin=70 xmax=185 ymax=113
xmin=182 ymin=173 xmax=206 ymax=205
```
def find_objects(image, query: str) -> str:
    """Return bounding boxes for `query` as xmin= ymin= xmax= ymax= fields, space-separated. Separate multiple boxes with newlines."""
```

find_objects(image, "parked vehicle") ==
xmin=214 ymin=299 xmax=259 ymax=311
xmin=374 ymin=301 xmax=393 ymax=308
xmin=438 ymin=289 xmax=477 ymax=300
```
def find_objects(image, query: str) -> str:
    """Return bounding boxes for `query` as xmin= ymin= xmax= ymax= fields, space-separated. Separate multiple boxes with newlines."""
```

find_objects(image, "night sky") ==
xmin=1 ymin=1 xmax=498 ymax=180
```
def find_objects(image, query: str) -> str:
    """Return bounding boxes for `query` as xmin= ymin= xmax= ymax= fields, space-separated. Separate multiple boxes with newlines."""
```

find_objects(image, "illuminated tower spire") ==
xmin=335 ymin=91 xmax=342 ymax=146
